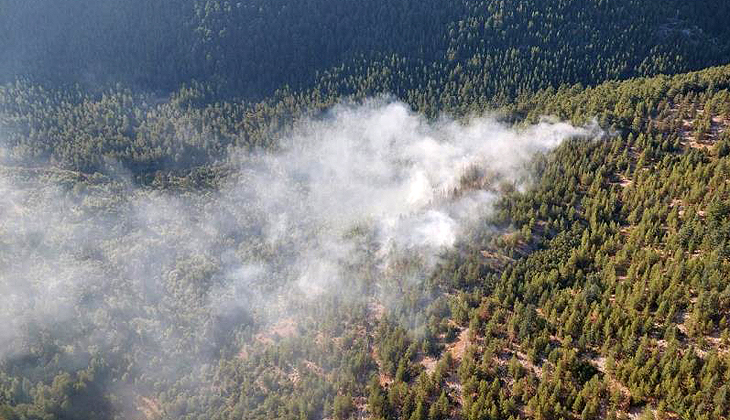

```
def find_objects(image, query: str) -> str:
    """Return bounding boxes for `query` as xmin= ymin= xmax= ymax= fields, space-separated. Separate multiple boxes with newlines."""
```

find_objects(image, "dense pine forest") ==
xmin=2 ymin=1 xmax=730 ymax=420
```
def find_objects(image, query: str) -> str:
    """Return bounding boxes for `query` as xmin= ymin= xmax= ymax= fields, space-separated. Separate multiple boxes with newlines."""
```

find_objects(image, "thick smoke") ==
xmin=228 ymin=101 xmax=595 ymax=298
xmin=0 ymin=99 xmax=597 ymax=412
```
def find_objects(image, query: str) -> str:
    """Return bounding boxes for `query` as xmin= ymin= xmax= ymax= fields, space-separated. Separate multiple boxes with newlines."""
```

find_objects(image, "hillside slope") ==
xmin=2 ymin=0 xmax=730 ymax=100
xmin=1 ymin=60 xmax=730 ymax=419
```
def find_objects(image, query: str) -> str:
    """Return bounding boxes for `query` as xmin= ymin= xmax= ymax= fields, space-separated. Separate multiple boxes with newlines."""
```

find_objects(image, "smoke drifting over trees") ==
xmin=0 ymin=100 xmax=595 ymax=415
xmin=3 ymin=1 xmax=730 ymax=417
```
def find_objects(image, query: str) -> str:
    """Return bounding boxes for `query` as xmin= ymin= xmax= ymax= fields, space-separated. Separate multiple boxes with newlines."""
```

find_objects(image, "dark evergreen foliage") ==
xmin=2 ymin=2 xmax=730 ymax=419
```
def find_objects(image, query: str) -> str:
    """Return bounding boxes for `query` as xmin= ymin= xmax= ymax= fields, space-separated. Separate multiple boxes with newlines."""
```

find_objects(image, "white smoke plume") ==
xmin=226 ymin=100 xmax=596 ymax=298
xmin=0 ymin=99 xmax=598 ymax=414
